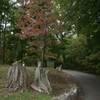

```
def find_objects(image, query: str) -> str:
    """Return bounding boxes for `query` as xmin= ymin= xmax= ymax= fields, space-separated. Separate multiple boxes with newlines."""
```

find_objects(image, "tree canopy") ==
xmin=0 ymin=0 xmax=100 ymax=74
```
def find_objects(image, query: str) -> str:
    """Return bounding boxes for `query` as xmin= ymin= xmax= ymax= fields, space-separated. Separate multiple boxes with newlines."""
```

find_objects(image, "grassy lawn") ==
xmin=0 ymin=65 xmax=52 ymax=100
xmin=0 ymin=91 xmax=52 ymax=100
xmin=0 ymin=65 xmax=9 ymax=93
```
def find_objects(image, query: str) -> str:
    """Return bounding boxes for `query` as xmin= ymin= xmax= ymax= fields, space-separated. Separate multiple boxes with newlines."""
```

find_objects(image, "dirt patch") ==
xmin=48 ymin=69 xmax=82 ymax=97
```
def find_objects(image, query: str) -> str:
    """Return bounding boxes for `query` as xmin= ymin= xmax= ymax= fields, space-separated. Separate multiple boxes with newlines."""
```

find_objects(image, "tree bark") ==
xmin=31 ymin=61 xmax=52 ymax=94
xmin=7 ymin=61 xmax=28 ymax=92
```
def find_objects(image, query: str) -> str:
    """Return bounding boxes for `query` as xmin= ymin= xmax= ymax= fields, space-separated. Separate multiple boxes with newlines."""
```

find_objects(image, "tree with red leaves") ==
xmin=14 ymin=0 xmax=56 ymax=93
xmin=17 ymin=0 xmax=55 ymax=67
xmin=7 ymin=0 xmax=55 ymax=93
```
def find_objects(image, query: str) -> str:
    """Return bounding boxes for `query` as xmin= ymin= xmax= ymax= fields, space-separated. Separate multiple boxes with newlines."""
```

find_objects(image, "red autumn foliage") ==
xmin=17 ymin=0 xmax=54 ymax=39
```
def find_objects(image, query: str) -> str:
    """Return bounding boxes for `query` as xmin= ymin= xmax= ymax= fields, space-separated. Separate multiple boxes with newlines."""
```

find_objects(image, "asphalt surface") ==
xmin=64 ymin=70 xmax=100 ymax=100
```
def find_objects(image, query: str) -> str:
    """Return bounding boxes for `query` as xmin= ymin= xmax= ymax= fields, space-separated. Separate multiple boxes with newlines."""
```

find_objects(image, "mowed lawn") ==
xmin=0 ymin=65 xmax=52 ymax=100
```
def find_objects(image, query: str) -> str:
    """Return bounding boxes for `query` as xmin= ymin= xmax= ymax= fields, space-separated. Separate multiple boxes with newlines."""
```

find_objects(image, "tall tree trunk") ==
xmin=2 ymin=33 xmax=5 ymax=64
xmin=42 ymin=42 xmax=46 ymax=67
xmin=41 ymin=15 xmax=48 ymax=68
xmin=2 ymin=21 xmax=6 ymax=64
xmin=41 ymin=29 xmax=47 ymax=67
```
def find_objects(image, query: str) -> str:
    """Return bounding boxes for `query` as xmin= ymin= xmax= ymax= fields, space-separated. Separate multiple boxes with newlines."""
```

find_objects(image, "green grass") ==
xmin=0 ymin=65 xmax=52 ymax=100
xmin=0 ymin=65 xmax=9 ymax=90
xmin=0 ymin=90 xmax=52 ymax=100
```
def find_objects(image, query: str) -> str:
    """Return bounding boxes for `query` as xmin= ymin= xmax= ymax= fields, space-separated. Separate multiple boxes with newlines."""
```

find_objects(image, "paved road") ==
xmin=64 ymin=70 xmax=100 ymax=100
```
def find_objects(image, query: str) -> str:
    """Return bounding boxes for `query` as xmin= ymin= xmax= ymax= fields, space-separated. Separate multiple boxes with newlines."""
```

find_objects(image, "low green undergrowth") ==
xmin=0 ymin=90 xmax=52 ymax=100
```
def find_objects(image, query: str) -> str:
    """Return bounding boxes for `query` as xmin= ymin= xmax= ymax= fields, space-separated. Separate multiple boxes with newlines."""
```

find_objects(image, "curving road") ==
xmin=64 ymin=70 xmax=100 ymax=100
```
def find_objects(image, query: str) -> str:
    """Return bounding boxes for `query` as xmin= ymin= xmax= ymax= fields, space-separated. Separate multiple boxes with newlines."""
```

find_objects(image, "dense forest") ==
xmin=0 ymin=0 xmax=100 ymax=74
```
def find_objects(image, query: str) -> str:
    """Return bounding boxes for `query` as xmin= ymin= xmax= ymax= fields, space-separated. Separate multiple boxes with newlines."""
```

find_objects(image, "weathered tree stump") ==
xmin=56 ymin=65 xmax=62 ymax=71
xmin=31 ymin=61 xmax=52 ymax=94
xmin=6 ymin=61 xmax=28 ymax=92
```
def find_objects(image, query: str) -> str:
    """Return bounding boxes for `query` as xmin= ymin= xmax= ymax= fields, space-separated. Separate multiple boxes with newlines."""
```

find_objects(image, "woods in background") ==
xmin=0 ymin=0 xmax=100 ymax=74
